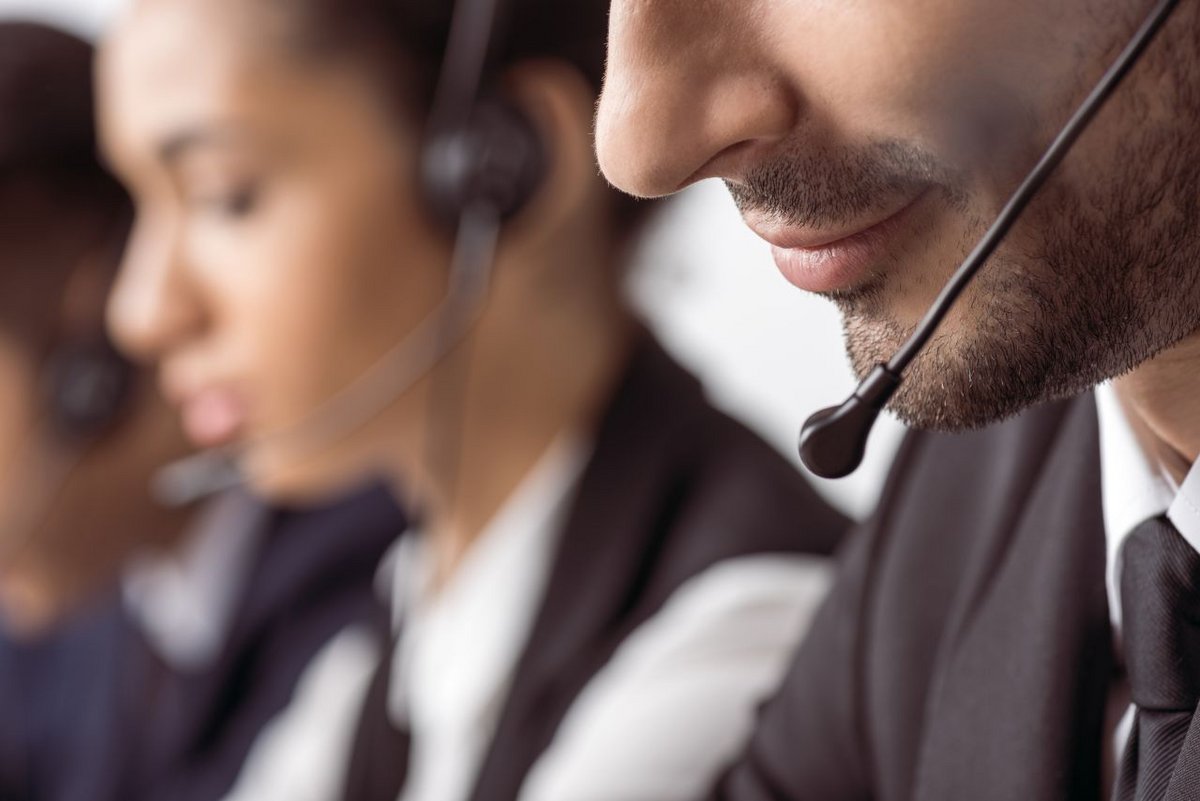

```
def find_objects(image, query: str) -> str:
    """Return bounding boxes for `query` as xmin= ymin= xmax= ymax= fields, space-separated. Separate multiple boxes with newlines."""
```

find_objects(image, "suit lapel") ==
xmin=124 ymin=506 xmax=279 ymax=796
xmin=915 ymin=398 xmax=1112 ymax=801
xmin=342 ymin=634 xmax=413 ymax=801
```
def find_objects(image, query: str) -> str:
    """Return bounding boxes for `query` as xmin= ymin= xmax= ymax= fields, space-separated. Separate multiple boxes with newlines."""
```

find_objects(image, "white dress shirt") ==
xmin=385 ymin=436 xmax=832 ymax=801
xmin=520 ymin=555 xmax=830 ymax=801
xmin=390 ymin=437 xmax=589 ymax=801
xmin=219 ymin=441 xmax=584 ymax=801
xmin=1095 ymin=384 xmax=1200 ymax=763
xmin=220 ymin=624 xmax=383 ymax=801
xmin=222 ymin=434 xmax=833 ymax=801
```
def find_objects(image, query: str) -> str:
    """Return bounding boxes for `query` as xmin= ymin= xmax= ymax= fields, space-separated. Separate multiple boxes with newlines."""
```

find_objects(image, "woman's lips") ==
xmin=178 ymin=388 xmax=247 ymax=449
xmin=750 ymin=192 xmax=928 ymax=294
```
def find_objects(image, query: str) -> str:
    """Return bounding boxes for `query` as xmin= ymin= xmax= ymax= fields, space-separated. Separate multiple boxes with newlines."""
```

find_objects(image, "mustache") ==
xmin=725 ymin=138 xmax=968 ymax=229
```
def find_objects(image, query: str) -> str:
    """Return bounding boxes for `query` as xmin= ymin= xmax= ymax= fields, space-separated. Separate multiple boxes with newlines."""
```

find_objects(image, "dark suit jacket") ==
xmin=709 ymin=394 xmax=1118 ymax=801
xmin=0 ymin=485 xmax=404 ymax=801
xmin=343 ymin=336 xmax=850 ymax=801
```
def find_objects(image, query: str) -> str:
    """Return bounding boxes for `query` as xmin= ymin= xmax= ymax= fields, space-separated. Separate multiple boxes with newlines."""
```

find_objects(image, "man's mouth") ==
xmin=744 ymin=190 xmax=931 ymax=294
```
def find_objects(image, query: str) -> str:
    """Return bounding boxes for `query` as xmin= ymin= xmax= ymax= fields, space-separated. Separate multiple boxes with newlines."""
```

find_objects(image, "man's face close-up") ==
xmin=596 ymin=0 xmax=1200 ymax=431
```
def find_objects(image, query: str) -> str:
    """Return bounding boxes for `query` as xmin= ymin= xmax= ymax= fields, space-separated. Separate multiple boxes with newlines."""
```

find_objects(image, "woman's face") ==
xmin=99 ymin=0 xmax=450 ymax=499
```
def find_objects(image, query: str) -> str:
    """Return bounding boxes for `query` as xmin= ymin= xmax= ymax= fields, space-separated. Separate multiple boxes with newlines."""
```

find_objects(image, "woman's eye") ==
xmin=193 ymin=185 xmax=260 ymax=219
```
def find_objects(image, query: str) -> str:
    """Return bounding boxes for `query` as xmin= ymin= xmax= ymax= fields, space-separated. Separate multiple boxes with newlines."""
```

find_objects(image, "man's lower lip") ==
xmin=768 ymin=195 xmax=924 ymax=294
xmin=771 ymin=237 xmax=885 ymax=294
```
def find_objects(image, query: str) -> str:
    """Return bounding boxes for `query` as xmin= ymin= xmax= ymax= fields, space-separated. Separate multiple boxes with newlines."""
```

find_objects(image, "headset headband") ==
xmin=429 ymin=0 xmax=511 ymax=133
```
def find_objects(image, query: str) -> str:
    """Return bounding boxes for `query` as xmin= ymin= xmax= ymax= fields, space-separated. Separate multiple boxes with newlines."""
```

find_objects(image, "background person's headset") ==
xmin=1 ymin=293 xmax=136 ymax=570
xmin=153 ymin=0 xmax=548 ymax=507
xmin=799 ymin=0 xmax=1186 ymax=479
xmin=40 ymin=216 xmax=139 ymax=442
xmin=43 ymin=337 xmax=133 ymax=442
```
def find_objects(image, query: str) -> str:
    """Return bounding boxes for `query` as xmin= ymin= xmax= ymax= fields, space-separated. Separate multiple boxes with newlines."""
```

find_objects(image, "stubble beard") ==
xmin=737 ymin=10 xmax=1200 ymax=433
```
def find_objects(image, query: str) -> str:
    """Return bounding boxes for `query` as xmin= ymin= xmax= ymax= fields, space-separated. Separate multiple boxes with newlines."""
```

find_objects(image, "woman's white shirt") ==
xmin=222 ymin=437 xmax=833 ymax=801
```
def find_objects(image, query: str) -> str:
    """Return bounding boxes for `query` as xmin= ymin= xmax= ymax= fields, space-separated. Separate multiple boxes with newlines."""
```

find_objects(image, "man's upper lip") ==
xmin=744 ymin=194 xmax=925 ymax=251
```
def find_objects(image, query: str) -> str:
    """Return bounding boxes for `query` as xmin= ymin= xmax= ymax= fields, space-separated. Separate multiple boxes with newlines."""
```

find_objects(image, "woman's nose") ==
xmin=106 ymin=217 xmax=206 ymax=365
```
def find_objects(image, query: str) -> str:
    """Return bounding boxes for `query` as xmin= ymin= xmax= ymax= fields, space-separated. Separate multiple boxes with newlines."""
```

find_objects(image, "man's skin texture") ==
xmin=595 ymin=0 xmax=1200 ymax=467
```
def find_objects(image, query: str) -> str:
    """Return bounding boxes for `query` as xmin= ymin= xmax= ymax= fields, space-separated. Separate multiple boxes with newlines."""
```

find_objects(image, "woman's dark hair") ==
xmin=278 ymin=0 xmax=655 ymax=237
xmin=0 ymin=21 xmax=131 ymax=353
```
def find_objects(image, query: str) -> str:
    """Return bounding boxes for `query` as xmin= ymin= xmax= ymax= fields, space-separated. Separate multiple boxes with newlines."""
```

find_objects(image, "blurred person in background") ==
xmin=0 ymin=20 xmax=404 ymax=801
xmin=0 ymin=20 xmax=186 ymax=641
xmin=95 ymin=0 xmax=851 ymax=800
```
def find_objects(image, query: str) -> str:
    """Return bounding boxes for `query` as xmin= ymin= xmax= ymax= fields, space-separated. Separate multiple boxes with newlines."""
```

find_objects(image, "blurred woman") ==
xmin=0 ymin=21 xmax=403 ymax=801
xmin=97 ymin=1 xmax=850 ymax=800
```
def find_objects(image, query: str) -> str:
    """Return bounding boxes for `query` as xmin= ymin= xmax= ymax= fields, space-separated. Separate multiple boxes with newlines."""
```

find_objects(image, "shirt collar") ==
xmin=1096 ymin=384 xmax=1200 ymax=635
xmin=1171 ymin=457 xmax=1200 ymax=541
xmin=386 ymin=435 xmax=589 ymax=734
xmin=121 ymin=490 xmax=270 ymax=672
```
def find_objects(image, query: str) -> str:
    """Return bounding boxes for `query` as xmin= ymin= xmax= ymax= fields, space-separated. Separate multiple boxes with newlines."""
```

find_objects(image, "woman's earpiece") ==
xmin=417 ymin=0 xmax=548 ymax=232
xmin=420 ymin=94 xmax=548 ymax=230
xmin=43 ymin=338 xmax=133 ymax=442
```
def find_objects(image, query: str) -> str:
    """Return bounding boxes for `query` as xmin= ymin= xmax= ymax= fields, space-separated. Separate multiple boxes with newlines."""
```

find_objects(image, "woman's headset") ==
xmin=419 ymin=0 xmax=548 ymax=231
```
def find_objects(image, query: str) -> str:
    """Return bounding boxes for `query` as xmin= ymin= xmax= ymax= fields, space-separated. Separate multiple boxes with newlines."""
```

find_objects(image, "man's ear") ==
xmin=499 ymin=60 xmax=608 ymax=252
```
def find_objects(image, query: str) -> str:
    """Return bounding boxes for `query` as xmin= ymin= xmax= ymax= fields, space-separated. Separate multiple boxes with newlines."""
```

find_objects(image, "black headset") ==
xmin=418 ymin=0 xmax=548 ymax=231
xmin=40 ymin=217 xmax=137 ymax=443
xmin=42 ymin=336 xmax=133 ymax=443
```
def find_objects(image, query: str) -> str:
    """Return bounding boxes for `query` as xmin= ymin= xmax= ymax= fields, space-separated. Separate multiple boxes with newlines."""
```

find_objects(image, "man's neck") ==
xmin=1114 ymin=330 xmax=1200 ymax=485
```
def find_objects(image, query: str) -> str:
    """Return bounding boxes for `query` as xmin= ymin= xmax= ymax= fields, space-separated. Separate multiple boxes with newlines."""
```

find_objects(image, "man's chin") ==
xmin=843 ymin=319 xmax=1054 ymax=434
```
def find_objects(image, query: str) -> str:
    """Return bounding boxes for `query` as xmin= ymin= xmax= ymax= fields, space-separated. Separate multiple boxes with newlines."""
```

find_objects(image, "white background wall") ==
xmin=0 ymin=0 xmax=122 ymax=37
xmin=1 ymin=0 xmax=906 ymax=520
xmin=626 ymin=184 xmax=906 ymax=519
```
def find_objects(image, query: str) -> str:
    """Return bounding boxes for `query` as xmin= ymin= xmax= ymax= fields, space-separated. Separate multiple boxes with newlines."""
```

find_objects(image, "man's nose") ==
xmin=595 ymin=0 xmax=797 ymax=199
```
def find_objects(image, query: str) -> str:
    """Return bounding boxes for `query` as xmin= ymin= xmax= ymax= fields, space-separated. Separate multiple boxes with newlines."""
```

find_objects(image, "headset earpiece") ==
xmin=43 ymin=338 xmax=133 ymax=442
xmin=420 ymin=93 xmax=548 ymax=230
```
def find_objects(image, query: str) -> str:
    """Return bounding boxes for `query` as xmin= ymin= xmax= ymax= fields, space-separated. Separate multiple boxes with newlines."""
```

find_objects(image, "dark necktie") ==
xmin=1113 ymin=516 xmax=1200 ymax=801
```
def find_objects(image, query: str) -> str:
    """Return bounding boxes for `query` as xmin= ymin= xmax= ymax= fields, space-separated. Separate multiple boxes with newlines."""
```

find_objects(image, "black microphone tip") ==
xmin=798 ymin=398 xmax=878 ymax=479
xmin=798 ymin=364 xmax=902 ymax=480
